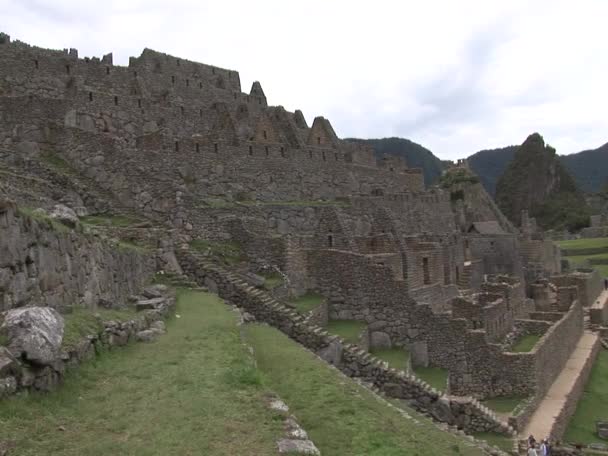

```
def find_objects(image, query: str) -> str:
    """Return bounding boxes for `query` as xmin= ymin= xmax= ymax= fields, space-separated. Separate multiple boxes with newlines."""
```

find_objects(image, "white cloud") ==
xmin=1 ymin=0 xmax=606 ymax=158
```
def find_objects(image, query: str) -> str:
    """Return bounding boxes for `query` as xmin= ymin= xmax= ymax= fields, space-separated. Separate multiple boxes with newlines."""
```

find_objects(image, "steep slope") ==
xmin=560 ymin=143 xmax=608 ymax=193
xmin=495 ymin=133 xmax=590 ymax=231
xmin=467 ymin=146 xmax=517 ymax=196
xmin=468 ymin=143 xmax=608 ymax=195
xmin=347 ymin=137 xmax=446 ymax=185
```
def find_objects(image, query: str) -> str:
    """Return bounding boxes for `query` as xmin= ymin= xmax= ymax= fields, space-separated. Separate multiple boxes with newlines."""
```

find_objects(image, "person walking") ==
xmin=539 ymin=439 xmax=548 ymax=456
xmin=528 ymin=442 xmax=539 ymax=456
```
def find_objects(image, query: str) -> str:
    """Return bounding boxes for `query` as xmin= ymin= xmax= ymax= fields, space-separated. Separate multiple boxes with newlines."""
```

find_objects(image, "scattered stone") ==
xmin=597 ymin=421 xmax=608 ymax=440
xmin=277 ymin=439 xmax=320 ymax=455
xmin=135 ymin=329 xmax=160 ymax=343
xmin=245 ymin=272 xmax=266 ymax=288
xmin=242 ymin=311 xmax=256 ymax=323
xmin=0 ymin=347 xmax=19 ymax=377
xmin=0 ymin=307 xmax=64 ymax=365
xmin=135 ymin=297 xmax=166 ymax=312
xmin=142 ymin=284 xmax=167 ymax=299
xmin=49 ymin=204 xmax=79 ymax=227
xmin=269 ymin=398 xmax=290 ymax=413
xmin=150 ymin=320 xmax=166 ymax=333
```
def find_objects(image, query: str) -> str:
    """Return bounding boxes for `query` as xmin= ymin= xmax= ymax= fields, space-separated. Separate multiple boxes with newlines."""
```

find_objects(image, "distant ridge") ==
xmin=346 ymin=137 xmax=446 ymax=186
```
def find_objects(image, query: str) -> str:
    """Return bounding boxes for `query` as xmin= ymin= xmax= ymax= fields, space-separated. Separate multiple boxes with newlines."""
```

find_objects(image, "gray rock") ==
xmin=0 ymin=346 xmax=19 ymax=377
xmin=142 ymin=284 xmax=167 ymax=299
xmin=149 ymin=320 xmax=166 ymax=333
xmin=245 ymin=272 xmax=266 ymax=288
xmin=0 ymin=376 xmax=17 ymax=397
xmin=277 ymin=439 xmax=320 ymax=455
xmin=135 ymin=329 xmax=160 ymax=343
xmin=597 ymin=421 xmax=608 ymax=440
xmin=429 ymin=397 xmax=455 ymax=424
xmin=318 ymin=340 xmax=342 ymax=366
xmin=370 ymin=331 xmax=392 ymax=349
xmin=135 ymin=297 xmax=166 ymax=312
xmin=1 ymin=307 xmax=64 ymax=365
xmin=49 ymin=204 xmax=79 ymax=228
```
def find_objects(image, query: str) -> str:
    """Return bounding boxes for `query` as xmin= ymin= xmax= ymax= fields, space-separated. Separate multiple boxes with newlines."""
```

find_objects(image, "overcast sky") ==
xmin=2 ymin=0 xmax=607 ymax=159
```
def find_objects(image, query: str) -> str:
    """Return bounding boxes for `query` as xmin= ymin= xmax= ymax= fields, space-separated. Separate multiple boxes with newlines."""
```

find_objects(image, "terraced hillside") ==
xmin=1 ymin=289 xmax=502 ymax=456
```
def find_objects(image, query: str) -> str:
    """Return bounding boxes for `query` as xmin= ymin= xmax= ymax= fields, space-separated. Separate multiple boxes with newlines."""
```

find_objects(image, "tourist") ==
xmin=604 ymin=277 xmax=608 ymax=290
xmin=528 ymin=435 xmax=536 ymax=448
xmin=539 ymin=439 xmax=548 ymax=456
xmin=528 ymin=442 xmax=538 ymax=456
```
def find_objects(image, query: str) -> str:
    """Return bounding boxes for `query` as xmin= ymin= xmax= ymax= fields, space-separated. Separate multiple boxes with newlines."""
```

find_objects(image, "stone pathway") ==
xmin=521 ymin=330 xmax=600 ymax=440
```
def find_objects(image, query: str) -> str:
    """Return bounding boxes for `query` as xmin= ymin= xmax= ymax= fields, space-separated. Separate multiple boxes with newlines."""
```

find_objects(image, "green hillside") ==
xmin=495 ymin=133 xmax=590 ymax=231
xmin=347 ymin=137 xmax=447 ymax=186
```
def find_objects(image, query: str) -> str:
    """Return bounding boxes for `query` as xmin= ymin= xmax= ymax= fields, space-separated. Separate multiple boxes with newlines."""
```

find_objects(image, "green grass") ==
xmin=62 ymin=307 xmax=136 ymax=350
xmin=17 ymin=206 xmax=72 ymax=233
xmin=116 ymin=240 xmax=151 ymax=254
xmin=412 ymin=366 xmax=449 ymax=391
xmin=481 ymin=396 xmax=526 ymax=414
xmin=80 ymin=215 xmax=143 ymax=227
xmin=262 ymin=272 xmax=283 ymax=290
xmin=472 ymin=432 xmax=514 ymax=453
xmin=189 ymin=239 xmax=245 ymax=265
xmin=510 ymin=335 xmax=541 ymax=353
xmin=557 ymin=237 xmax=608 ymax=250
xmin=0 ymin=290 xmax=284 ymax=455
xmin=370 ymin=348 xmax=409 ymax=372
xmin=244 ymin=324 xmax=486 ymax=456
xmin=326 ymin=320 xmax=367 ymax=344
xmin=291 ymin=292 xmax=325 ymax=314
xmin=564 ymin=350 xmax=608 ymax=445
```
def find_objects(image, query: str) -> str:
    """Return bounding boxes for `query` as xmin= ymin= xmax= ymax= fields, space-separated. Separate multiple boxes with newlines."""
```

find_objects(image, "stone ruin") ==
xmin=0 ymin=33 xmax=606 ymax=445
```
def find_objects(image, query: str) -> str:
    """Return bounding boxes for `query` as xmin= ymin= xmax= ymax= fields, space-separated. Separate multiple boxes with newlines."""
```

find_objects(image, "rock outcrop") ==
xmin=0 ymin=306 xmax=64 ymax=365
xmin=495 ymin=133 xmax=589 ymax=231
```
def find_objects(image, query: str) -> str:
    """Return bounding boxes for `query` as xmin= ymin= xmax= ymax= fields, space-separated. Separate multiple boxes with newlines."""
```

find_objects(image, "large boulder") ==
xmin=0 ymin=307 xmax=64 ymax=365
xmin=49 ymin=204 xmax=79 ymax=228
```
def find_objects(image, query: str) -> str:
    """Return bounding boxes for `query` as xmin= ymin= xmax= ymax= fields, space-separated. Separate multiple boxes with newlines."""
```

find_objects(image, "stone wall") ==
xmin=177 ymin=248 xmax=514 ymax=436
xmin=0 ymin=201 xmax=155 ymax=311
xmin=0 ymin=289 xmax=175 ymax=398
xmin=551 ymin=271 xmax=603 ymax=307
xmin=549 ymin=334 xmax=601 ymax=440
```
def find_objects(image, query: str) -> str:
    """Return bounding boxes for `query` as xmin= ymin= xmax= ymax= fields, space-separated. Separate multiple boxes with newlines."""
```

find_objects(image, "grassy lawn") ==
xmin=413 ymin=366 xmax=449 ymax=391
xmin=482 ymin=396 xmax=526 ymax=414
xmin=62 ymin=307 xmax=136 ymax=350
xmin=291 ymin=292 xmax=325 ymax=314
xmin=370 ymin=348 xmax=409 ymax=372
xmin=244 ymin=324 xmax=486 ymax=456
xmin=0 ymin=290 xmax=284 ymax=455
xmin=564 ymin=350 xmax=608 ymax=445
xmin=511 ymin=335 xmax=541 ymax=353
xmin=557 ymin=237 xmax=608 ymax=250
xmin=326 ymin=320 xmax=367 ymax=344
xmin=80 ymin=214 xmax=143 ymax=227
xmin=472 ymin=432 xmax=514 ymax=453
